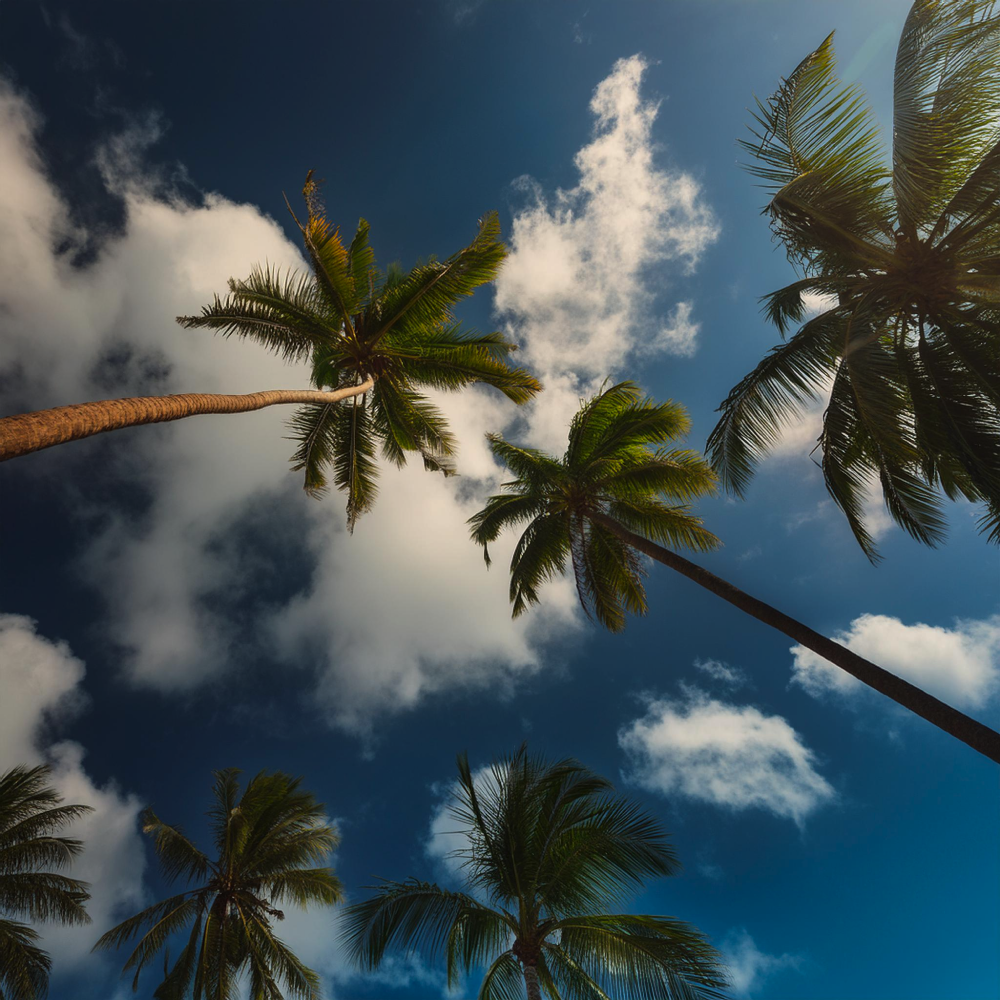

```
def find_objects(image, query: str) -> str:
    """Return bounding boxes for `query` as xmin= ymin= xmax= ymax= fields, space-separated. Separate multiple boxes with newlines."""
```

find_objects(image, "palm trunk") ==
xmin=522 ymin=963 xmax=542 ymax=1000
xmin=590 ymin=511 xmax=1000 ymax=765
xmin=0 ymin=379 xmax=375 ymax=461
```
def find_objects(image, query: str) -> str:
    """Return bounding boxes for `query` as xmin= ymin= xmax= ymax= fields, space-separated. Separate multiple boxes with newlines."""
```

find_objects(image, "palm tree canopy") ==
xmin=95 ymin=768 xmax=343 ymax=1000
xmin=342 ymin=746 xmax=729 ymax=999
xmin=178 ymin=173 xmax=541 ymax=529
xmin=469 ymin=381 xmax=720 ymax=632
xmin=707 ymin=0 xmax=1000 ymax=559
xmin=0 ymin=764 xmax=92 ymax=1000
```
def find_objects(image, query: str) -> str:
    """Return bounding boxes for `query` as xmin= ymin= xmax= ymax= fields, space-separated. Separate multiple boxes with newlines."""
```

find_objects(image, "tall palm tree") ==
xmin=470 ymin=381 xmax=1000 ymax=763
xmin=0 ymin=764 xmax=93 ymax=1000
xmin=707 ymin=0 xmax=1000 ymax=559
xmin=343 ymin=745 xmax=729 ymax=1000
xmin=95 ymin=768 xmax=343 ymax=1000
xmin=2 ymin=173 xmax=540 ymax=527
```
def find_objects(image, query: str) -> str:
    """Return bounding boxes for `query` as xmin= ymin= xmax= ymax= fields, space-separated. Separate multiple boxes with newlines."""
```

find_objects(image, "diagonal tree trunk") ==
xmin=591 ymin=510 xmax=1000 ymax=764
xmin=0 ymin=379 xmax=375 ymax=461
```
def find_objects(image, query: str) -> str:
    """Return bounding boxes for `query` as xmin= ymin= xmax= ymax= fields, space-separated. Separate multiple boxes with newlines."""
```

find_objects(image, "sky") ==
xmin=0 ymin=1 xmax=998 ymax=998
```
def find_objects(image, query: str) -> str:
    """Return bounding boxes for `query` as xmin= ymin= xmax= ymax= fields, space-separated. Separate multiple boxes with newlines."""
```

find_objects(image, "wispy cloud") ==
xmin=721 ymin=928 xmax=803 ymax=997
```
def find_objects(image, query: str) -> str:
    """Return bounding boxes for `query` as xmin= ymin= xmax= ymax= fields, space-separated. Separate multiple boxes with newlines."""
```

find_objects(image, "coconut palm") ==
xmin=2 ymin=173 xmax=540 ymax=528
xmin=95 ymin=768 xmax=342 ymax=1000
xmin=0 ymin=763 xmax=93 ymax=1000
xmin=470 ymin=381 xmax=1000 ymax=763
xmin=343 ymin=745 xmax=729 ymax=1000
xmin=707 ymin=1 xmax=1000 ymax=559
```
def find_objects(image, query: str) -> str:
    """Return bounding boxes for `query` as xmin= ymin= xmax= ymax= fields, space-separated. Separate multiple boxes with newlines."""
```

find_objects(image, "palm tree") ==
xmin=95 ymin=768 xmax=343 ymax=1000
xmin=0 ymin=764 xmax=93 ymax=999
xmin=470 ymin=381 xmax=1000 ymax=763
xmin=2 ymin=172 xmax=540 ymax=527
xmin=343 ymin=745 xmax=729 ymax=1000
xmin=707 ymin=0 xmax=1000 ymax=559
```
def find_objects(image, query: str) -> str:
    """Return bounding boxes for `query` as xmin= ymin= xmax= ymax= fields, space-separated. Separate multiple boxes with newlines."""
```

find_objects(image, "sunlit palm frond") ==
xmin=894 ymin=0 xmax=1000 ymax=231
xmin=370 ymin=379 xmax=457 ymax=473
xmin=177 ymin=265 xmax=336 ymax=364
xmin=716 ymin=2 xmax=1000 ymax=553
xmin=382 ymin=324 xmax=541 ymax=403
xmin=369 ymin=212 xmax=507 ymax=346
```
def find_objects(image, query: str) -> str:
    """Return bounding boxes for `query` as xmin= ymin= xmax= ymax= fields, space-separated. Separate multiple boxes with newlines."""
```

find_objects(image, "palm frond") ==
xmin=367 ymin=212 xmax=506 ymax=346
xmin=177 ymin=265 xmax=337 ymax=364
xmin=707 ymin=306 xmax=843 ymax=495
xmin=0 ymin=918 xmax=49 ymax=1000
xmin=476 ymin=951 xmax=523 ymax=1000
xmin=894 ymin=0 xmax=1000 ymax=230
xmin=743 ymin=32 xmax=893 ymax=265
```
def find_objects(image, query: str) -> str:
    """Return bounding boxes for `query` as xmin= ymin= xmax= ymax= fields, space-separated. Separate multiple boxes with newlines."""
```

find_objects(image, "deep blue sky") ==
xmin=1 ymin=2 xmax=998 ymax=999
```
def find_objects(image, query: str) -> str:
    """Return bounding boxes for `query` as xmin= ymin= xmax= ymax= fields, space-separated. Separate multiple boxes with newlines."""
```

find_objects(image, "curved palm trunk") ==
xmin=522 ymin=963 xmax=542 ymax=1000
xmin=0 ymin=379 xmax=375 ymax=461
xmin=591 ymin=511 xmax=1000 ymax=764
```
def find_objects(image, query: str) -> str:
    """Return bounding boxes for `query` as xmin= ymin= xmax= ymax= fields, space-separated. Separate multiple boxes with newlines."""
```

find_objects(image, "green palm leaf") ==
xmin=713 ymin=0 xmax=1000 ymax=553
xmin=97 ymin=769 xmax=341 ymax=1000
xmin=0 ymin=765 xmax=92 ymax=1000
xmin=342 ymin=746 xmax=723 ymax=999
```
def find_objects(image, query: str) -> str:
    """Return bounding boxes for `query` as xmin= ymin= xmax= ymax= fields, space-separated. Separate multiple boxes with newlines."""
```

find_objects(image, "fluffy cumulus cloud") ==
xmin=790 ymin=613 xmax=1000 ymax=710
xmin=494 ymin=54 xmax=718 ymax=451
xmin=619 ymin=687 xmax=835 ymax=826
xmin=0 ymin=615 xmax=146 ymax=974
xmin=720 ymin=928 xmax=802 ymax=998
xmin=1 ymin=54 xmax=715 ymax=736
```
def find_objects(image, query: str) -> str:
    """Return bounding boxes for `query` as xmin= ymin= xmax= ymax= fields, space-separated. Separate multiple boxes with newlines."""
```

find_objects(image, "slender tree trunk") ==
xmin=522 ymin=963 xmax=542 ymax=1000
xmin=591 ymin=510 xmax=1000 ymax=765
xmin=0 ymin=379 xmax=375 ymax=461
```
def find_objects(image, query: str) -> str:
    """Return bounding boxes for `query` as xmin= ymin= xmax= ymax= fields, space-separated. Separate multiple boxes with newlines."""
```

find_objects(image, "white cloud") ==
xmin=619 ymin=688 xmax=835 ymax=826
xmin=0 ymin=78 xmax=579 ymax=728
xmin=693 ymin=658 xmax=748 ymax=689
xmin=494 ymin=54 xmax=718 ymax=451
xmin=0 ymin=615 xmax=146 ymax=974
xmin=721 ymin=928 xmax=802 ymax=998
xmin=1 ymin=55 xmax=716 ymax=736
xmin=790 ymin=613 xmax=1000 ymax=710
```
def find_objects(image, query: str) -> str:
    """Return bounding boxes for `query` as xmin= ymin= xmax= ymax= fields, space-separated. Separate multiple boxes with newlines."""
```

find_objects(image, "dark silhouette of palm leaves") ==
xmin=708 ymin=1 xmax=1000 ymax=559
xmin=342 ymin=745 xmax=729 ymax=1000
xmin=0 ymin=764 xmax=92 ymax=1000
xmin=179 ymin=173 xmax=541 ymax=529
xmin=95 ymin=769 xmax=342 ymax=1000
xmin=470 ymin=381 xmax=719 ymax=632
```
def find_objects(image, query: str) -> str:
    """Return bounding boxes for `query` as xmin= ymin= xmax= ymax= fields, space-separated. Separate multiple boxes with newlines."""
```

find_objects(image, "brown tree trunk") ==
xmin=590 ymin=510 xmax=1000 ymax=765
xmin=0 ymin=378 xmax=375 ymax=461
xmin=522 ymin=963 xmax=542 ymax=1000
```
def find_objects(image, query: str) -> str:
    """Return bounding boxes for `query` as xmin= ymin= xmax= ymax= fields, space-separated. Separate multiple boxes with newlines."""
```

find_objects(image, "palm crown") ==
xmin=179 ymin=173 xmax=541 ymax=528
xmin=95 ymin=768 xmax=343 ymax=1000
xmin=0 ymin=764 xmax=92 ymax=1000
xmin=707 ymin=0 xmax=1000 ymax=558
xmin=470 ymin=381 xmax=719 ymax=632
xmin=343 ymin=746 xmax=728 ymax=999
